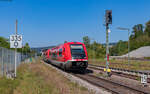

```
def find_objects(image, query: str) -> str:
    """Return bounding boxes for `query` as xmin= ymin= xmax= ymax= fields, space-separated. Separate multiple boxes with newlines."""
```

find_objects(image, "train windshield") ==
xmin=70 ymin=44 xmax=86 ymax=59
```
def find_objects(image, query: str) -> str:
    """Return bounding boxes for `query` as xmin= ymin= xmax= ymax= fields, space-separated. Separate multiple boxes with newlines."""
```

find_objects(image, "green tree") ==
xmin=93 ymin=42 xmax=105 ymax=58
xmin=22 ymin=43 xmax=30 ymax=53
xmin=110 ymin=40 xmax=128 ymax=56
xmin=0 ymin=36 xmax=34 ymax=56
xmin=82 ymin=37 xmax=105 ymax=59
xmin=111 ymin=21 xmax=150 ymax=56
xmin=144 ymin=20 xmax=150 ymax=37
xmin=83 ymin=36 xmax=90 ymax=48
xmin=0 ymin=37 xmax=10 ymax=48
xmin=131 ymin=24 xmax=143 ymax=39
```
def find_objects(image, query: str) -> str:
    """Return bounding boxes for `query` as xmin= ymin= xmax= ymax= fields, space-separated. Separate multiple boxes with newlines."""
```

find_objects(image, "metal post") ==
xmin=93 ymin=41 xmax=94 ymax=62
xmin=117 ymin=27 xmax=130 ymax=68
xmin=15 ymin=48 xmax=17 ymax=77
xmin=15 ymin=20 xmax=18 ymax=77
xmin=6 ymin=49 xmax=8 ymax=74
xmin=91 ymin=39 xmax=95 ymax=62
xmin=10 ymin=50 xmax=11 ymax=73
xmin=128 ymin=29 xmax=130 ymax=67
xmin=106 ymin=24 xmax=109 ymax=76
xmin=2 ymin=48 xmax=4 ymax=76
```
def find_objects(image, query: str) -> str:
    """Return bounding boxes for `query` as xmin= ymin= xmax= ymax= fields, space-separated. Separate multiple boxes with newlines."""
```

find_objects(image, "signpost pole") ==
xmin=14 ymin=20 xmax=18 ymax=77
xmin=10 ymin=20 xmax=22 ymax=78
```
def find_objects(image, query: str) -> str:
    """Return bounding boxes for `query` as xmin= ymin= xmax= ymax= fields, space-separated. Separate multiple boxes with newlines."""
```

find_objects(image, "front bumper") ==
xmin=65 ymin=61 xmax=88 ymax=70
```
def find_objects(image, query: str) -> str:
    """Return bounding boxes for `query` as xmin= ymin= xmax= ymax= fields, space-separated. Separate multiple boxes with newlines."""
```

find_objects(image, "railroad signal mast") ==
xmin=105 ymin=10 xmax=112 ymax=77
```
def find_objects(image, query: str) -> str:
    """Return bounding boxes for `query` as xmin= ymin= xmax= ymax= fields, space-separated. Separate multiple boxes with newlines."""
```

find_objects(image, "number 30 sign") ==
xmin=10 ymin=35 xmax=22 ymax=48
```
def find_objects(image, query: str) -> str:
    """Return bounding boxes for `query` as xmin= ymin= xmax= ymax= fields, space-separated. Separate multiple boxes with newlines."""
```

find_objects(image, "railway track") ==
xmin=89 ymin=64 xmax=150 ymax=75
xmin=44 ymin=60 xmax=150 ymax=94
xmin=73 ymin=74 xmax=150 ymax=94
xmin=88 ymin=65 xmax=150 ymax=83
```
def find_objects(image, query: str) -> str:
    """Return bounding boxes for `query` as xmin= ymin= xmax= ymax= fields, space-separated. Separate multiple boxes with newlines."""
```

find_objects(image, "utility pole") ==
xmin=105 ymin=10 xmax=112 ymax=77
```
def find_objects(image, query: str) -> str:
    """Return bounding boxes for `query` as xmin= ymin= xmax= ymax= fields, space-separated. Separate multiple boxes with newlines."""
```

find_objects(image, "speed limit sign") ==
xmin=10 ymin=35 xmax=22 ymax=48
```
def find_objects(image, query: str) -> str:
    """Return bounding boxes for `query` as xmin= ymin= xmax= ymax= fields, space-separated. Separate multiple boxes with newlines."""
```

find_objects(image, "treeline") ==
xmin=83 ymin=20 xmax=150 ymax=57
xmin=111 ymin=20 xmax=150 ymax=56
xmin=83 ymin=36 xmax=105 ymax=58
xmin=0 ymin=36 xmax=31 ymax=54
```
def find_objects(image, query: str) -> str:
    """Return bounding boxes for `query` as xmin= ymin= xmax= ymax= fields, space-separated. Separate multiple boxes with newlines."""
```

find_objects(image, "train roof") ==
xmin=50 ymin=42 xmax=84 ymax=50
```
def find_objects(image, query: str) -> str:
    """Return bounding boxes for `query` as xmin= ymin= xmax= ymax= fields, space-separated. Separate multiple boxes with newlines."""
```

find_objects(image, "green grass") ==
xmin=0 ymin=63 xmax=55 ymax=94
xmin=144 ymin=57 xmax=150 ymax=60
xmin=15 ymin=64 xmax=56 ymax=94
xmin=0 ymin=77 xmax=19 ymax=94
xmin=0 ymin=58 xmax=93 ymax=94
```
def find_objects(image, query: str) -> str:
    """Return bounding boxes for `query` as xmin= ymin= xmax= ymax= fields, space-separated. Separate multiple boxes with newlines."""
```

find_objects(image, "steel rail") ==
xmin=88 ymin=66 xmax=150 ymax=83
xmin=73 ymin=74 xmax=150 ymax=94
xmin=89 ymin=64 xmax=150 ymax=75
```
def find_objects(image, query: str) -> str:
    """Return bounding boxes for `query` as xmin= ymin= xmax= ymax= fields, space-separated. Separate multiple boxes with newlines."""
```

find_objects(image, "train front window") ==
xmin=70 ymin=44 xmax=86 ymax=59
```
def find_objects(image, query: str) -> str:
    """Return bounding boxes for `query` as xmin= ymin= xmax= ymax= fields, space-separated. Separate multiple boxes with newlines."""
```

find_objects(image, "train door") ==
xmin=59 ymin=48 xmax=64 ymax=62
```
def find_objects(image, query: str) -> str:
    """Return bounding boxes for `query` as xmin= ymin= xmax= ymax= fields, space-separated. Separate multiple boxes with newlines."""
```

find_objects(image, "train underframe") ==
xmin=48 ymin=59 xmax=88 ymax=71
xmin=64 ymin=61 xmax=88 ymax=71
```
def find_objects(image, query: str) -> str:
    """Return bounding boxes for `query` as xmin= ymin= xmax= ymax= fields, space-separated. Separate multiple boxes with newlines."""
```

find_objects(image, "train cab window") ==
xmin=70 ymin=44 xmax=86 ymax=59
xmin=59 ymin=48 xmax=63 ymax=57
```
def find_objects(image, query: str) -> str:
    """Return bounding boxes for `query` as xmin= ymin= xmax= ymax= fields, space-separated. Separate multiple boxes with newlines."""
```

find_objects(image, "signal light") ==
xmin=106 ymin=10 xmax=112 ymax=24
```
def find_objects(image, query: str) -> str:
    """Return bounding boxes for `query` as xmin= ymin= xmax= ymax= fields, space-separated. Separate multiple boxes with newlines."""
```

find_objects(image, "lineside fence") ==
xmin=0 ymin=47 xmax=37 ymax=77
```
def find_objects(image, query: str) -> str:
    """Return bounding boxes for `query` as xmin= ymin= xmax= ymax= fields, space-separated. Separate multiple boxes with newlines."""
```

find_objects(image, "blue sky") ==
xmin=0 ymin=0 xmax=150 ymax=47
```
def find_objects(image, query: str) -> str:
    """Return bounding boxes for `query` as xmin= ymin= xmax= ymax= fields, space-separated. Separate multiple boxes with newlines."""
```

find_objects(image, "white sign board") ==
xmin=10 ymin=35 xmax=22 ymax=48
xmin=141 ymin=74 xmax=147 ymax=84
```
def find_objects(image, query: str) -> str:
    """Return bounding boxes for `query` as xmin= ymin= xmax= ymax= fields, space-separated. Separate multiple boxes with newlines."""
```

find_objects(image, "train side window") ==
xmin=56 ymin=51 xmax=58 ymax=57
xmin=64 ymin=48 xmax=65 ymax=52
xmin=52 ymin=53 xmax=54 ymax=57
xmin=59 ymin=48 xmax=62 ymax=57
xmin=52 ymin=52 xmax=56 ymax=58
xmin=49 ymin=52 xmax=51 ymax=56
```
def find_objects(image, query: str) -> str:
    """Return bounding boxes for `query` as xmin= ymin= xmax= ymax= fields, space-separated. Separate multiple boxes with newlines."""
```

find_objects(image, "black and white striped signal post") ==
xmin=104 ymin=10 xmax=112 ymax=77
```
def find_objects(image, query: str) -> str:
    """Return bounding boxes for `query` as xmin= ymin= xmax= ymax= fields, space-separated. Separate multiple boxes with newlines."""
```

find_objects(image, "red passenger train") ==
xmin=43 ymin=42 xmax=88 ymax=71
